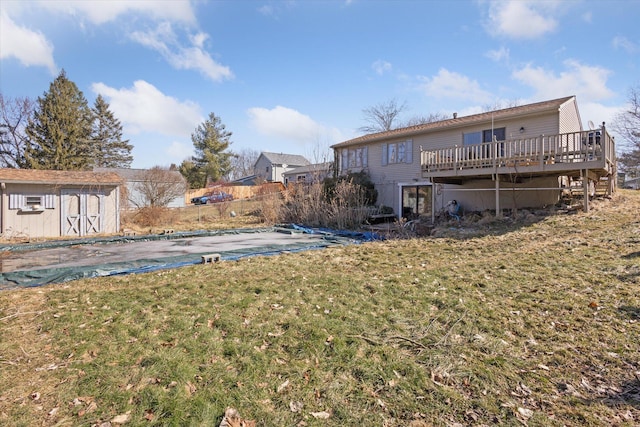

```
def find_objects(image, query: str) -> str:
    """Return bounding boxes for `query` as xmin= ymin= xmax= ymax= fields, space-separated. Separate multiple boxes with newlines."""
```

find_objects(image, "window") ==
xmin=463 ymin=128 xmax=506 ymax=157
xmin=26 ymin=196 xmax=43 ymax=207
xmin=9 ymin=194 xmax=55 ymax=210
xmin=382 ymin=140 xmax=413 ymax=165
xmin=463 ymin=127 xmax=506 ymax=145
xmin=340 ymin=147 xmax=368 ymax=172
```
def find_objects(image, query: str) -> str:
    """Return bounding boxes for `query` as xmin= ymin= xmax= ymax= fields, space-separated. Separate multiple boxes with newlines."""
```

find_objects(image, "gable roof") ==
xmin=332 ymin=96 xmax=576 ymax=148
xmin=258 ymin=152 xmax=310 ymax=166
xmin=94 ymin=167 xmax=185 ymax=183
xmin=0 ymin=169 xmax=123 ymax=185
xmin=282 ymin=162 xmax=332 ymax=176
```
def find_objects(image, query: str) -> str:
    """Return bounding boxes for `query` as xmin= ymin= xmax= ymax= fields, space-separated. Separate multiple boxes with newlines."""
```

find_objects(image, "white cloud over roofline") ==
xmin=247 ymin=106 xmax=340 ymax=146
xmin=0 ymin=11 xmax=56 ymax=74
xmin=91 ymin=80 xmax=202 ymax=138
xmin=512 ymin=59 xmax=613 ymax=103
xmin=130 ymin=23 xmax=234 ymax=82
xmin=418 ymin=68 xmax=493 ymax=104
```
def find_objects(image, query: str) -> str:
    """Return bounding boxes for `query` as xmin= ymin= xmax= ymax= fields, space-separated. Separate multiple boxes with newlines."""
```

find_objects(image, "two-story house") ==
xmin=254 ymin=152 xmax=310 ymax=183
xmin=332 ymin=96 xmax=615 ymax=220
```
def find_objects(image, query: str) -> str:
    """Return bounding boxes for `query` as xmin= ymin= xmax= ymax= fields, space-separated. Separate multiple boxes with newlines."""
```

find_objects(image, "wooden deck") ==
xmin=421 ymin=128 xmax=616 ymax=184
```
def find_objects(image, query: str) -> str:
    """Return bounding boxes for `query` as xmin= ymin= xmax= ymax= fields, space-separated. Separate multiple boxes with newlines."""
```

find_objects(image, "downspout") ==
xmin=0 ymin=182 xmax=4 ymax=234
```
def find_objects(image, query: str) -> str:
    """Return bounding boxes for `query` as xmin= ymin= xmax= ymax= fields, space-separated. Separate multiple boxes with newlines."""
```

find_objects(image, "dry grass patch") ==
xmin=1 ymin=191 xmax=639 ymax=426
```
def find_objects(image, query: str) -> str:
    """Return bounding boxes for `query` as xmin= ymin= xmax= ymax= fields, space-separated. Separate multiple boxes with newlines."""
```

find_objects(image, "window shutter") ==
xmin=405 ymin=140 xmax=413 ymax=164
xmin=362 ymin=147 xmax=368 ymax=167
xmin=341 ymin=149 xmax=348 ymax=172
xmin=44 ymin=194 xmax=55 ymax=209
xmin=381 ymin=144 xmax=388 ymax=166
xmin=9 ymin=194 xmax=24 ymax=210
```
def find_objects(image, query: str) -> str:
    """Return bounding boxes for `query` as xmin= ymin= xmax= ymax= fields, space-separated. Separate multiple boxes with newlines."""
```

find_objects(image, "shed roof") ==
xmin=259 ymin=152 xmax=310 ymax=166
xmin=94 ymin=167 xmax=185 ymax=183
xmin=0 ymin=169 xmax=123 ymax=185
xmin=332 ymin=96 xmax=576 ymax=148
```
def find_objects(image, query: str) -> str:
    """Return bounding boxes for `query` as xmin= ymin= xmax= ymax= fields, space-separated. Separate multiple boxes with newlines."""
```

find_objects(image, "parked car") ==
xmin=191 ymin=191 xmax=234 ymax=205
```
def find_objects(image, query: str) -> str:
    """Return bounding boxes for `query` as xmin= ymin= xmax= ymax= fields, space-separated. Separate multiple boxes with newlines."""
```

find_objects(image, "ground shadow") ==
xmin=618 ymin=305 xmax=640 ymax=320
xmin=623 ymin=251 xmax=640 ymax=259
xmin=602 ymin=378 xmax=640 ymax=409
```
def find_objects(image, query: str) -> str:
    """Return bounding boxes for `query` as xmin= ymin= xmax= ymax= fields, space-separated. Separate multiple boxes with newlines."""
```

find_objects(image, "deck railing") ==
xmin=421 ymin=127 xmax=615 ymax=175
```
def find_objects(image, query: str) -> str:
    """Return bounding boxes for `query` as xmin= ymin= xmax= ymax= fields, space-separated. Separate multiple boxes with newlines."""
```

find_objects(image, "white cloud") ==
xmin=485 ymin=0 xmax=558 ymax=39
xmin=91 ymin=80 xmax=202 ymax=137
xmin=418 ymin=69 xmax=493 ymax=103
xmin=130 ymin=23 xmax=233 ymax=82
xmin=247 ymin=106 xmax=328 ymax=145
xmin=0 ymin=11 xmax=56 ymax=74
xmin=512 ymin=60 xmax=613 ymax=102
xmin=372 ymin=60 xmax=392 ymax=75
xmin=166 ymin=141 xmax=194 ymax=162
xmin=486 ymin=46 xmax=510 ymax=62
xmin=613 ymin=36 xmax=638 ymax=54
xmin=38 ymin=0 xmax=196 ymax=25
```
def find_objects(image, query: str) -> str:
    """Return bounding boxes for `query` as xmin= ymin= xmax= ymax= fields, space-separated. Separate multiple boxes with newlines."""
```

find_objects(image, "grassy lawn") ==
xmin=1 ymin=191 xmax=639 ymax=426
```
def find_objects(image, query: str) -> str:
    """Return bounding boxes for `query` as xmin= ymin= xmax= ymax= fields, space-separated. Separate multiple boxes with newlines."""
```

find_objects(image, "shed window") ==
xmin=9 ymin=194 xmax=55 ymax=210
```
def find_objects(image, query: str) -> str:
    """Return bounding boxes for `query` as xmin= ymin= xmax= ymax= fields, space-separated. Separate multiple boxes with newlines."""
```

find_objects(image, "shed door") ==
xmin=61 ymin=190 xmax=104 ymax=237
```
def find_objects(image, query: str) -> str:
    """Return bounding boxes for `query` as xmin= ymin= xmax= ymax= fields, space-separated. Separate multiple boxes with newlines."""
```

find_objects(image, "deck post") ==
xmin=583 ymin=169 xmax=590 ymax=212
xmin=495 ymin=175 xmax=501 ymax=217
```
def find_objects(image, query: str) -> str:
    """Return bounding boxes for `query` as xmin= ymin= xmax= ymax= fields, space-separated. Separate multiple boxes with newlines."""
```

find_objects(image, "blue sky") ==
xmin=1 ymin=0 xmax=638 ymax=169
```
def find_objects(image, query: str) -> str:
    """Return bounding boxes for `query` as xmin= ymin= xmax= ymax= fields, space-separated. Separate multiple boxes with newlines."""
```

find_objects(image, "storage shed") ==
xmin=0 ymin=169 xmax=123 ymax=239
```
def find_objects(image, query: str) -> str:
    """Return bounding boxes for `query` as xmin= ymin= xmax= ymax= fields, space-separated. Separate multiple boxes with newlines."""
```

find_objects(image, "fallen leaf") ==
xmin=47 ymin=407 xmax=59 ymax=417
xmin=517 ymin=407 xmax=533 ymax=419
xmin=310 ymin=410 xmax=331 ymax=419
xmin=112 ymin=412 xmax=131 ymax=424
xmin=289 ymin=401 xmax=303 ymax=412
xmin=277 ymin=379 xmax=290 ymax=393
xmin=185 ymin=381 xmax=197 ymax=396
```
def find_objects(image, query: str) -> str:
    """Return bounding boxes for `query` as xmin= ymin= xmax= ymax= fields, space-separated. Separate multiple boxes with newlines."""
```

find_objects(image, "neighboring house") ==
xmin=94 ymin=168 xmax=186 ymax=208
xmin=283 ymin=162 xmax=333 ymax=185
xmin=332 ymin=96 xmax=616 ymax=219
xmin=0 ymin=169 xmax=122 ymax=239
xmin=254 ymin=152 xmax=310 ymax=183
xmin=623 ymin=176 xmax=640 ymax=189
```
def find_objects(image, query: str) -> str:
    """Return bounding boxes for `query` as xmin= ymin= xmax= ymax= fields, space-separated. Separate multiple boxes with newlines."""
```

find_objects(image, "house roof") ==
xmin=94 ymin=167 xmax=185 ymax=183
xmin=282 ymin=162 xmax=332 ymax=176
xmin=332 ymin=96 xmax=576 ymax=148
xmin=0 ymin=169 xmax=123 ymax=185
xmin=258 ymin=152 xmax=310 ymax=166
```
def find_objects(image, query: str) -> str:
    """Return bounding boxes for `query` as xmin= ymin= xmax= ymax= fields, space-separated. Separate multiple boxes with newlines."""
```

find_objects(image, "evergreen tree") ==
xmin=91 ymin=95 xmax=133 ymax=168
xmin=25 ymin=70 xmax=93 ymax=170
xmin=181 ymin=112 xmax=233 ymax=188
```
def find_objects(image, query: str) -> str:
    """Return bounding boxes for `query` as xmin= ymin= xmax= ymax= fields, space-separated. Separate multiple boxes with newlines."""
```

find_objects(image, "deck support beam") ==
xmin=583 ymin=169 xmax=590 ymax=212
xmin=494 ymin=175 xmax=501 ymax=217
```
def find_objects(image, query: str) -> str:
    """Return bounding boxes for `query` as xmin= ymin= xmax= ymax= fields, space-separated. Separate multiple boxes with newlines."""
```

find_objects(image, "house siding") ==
xmin=558 ymin=97 xmax=582 ymax=134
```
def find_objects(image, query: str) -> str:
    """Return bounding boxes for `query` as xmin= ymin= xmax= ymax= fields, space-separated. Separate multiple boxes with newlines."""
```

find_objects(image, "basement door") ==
xmin=401 ymin=185 xmax=432 ymax=220
xmin=61 ymin=190 xmax=105 ymax=237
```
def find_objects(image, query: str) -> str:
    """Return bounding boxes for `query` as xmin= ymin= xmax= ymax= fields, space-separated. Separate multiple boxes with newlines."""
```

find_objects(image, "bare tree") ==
xmin=611 ymin=85 xmax=640 ymax=174
xmin=227 ymin=147 xmax=260 ymax=180
xmin=481 ymin=99 xmax=522 ymax=112
xmin=0 ymin=94 xmax=34 ymax=168
xmin=130 ymin=167 xmax=187 ymax=208
xmin=359 ymin=99 xmax=407 ymax=133
xmin=402 ymin=112 xmax=450 ymax=127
